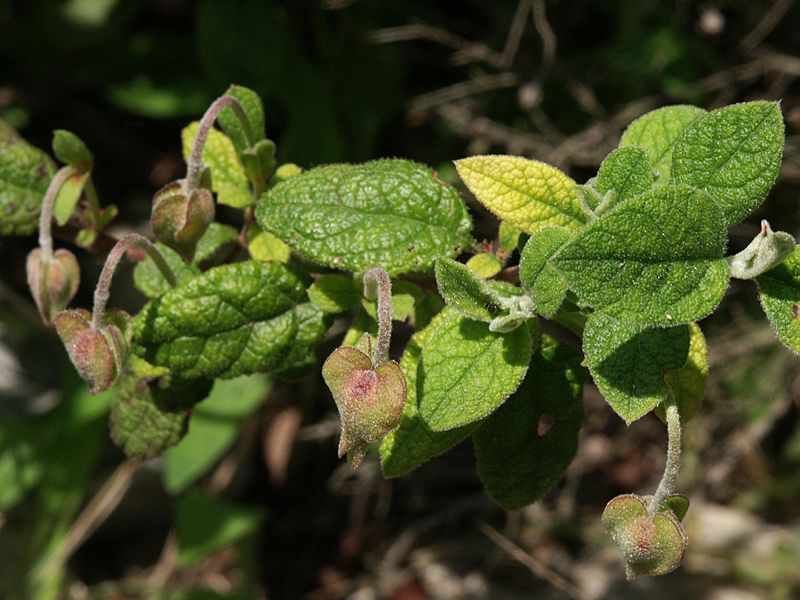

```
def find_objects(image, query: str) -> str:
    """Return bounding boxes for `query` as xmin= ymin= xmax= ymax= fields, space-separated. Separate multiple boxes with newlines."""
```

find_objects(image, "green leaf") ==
xmin=176 ymin=491 xmax=265 ymax=568
xmin=553 ymin=185 xmax=729 ymax=325
xmin=308 ymin=274 xmax=361 ymax=313
xmin=182 ymin=122 xmax=252 ymax=208
xmin=583 ymin=312 xmax=690 ymax=423
xmin=133 ymin=261 xmax=306 ymax=378
xmin=247 ymin=224 xmax=291 ymax=263
xmin=435 ymin=257 xmax=503 ymax=322
xmin=519 ymin=226 xmax=570 ymax=318
xmin=757 ymin=247 xmax=800 ymax=353
xmin=466 ymin=253 xmax=502 ymax=278
xmin=218 ymin=85 xmax=265 ymax=153
xmin=275 ymin=302 xmax=331 ymax=378
xmin=52 ymin=170 xmax=90 ymax=226
xmin=52 ymin=129 xmax=93 ymax=172
xmin=455 ymin=155 xmax=587 ymax=234
xmin=256 ymin=159 xmax=473 ymax=275
xmin=620 ymin=105 xmax=706 ymax=183
xmin=163 ymin=375 xmax=271 ymax=493
xmin=195 ymin=222 xmax=240 ymax=263
xmin=133 ymin=243 xmax=200 ymax=299
xmin=417 ymin=312 xmax=533 ymax=431
xmin=380 ymin=308 xmax=477 ymax=477
xmin=657 ymin=322 xmax=708 ymax=424
xmin=671 ymin=101 xmax=784 ymax=225
xmin=595 ymin=146 xmax=652 ymax=209
xmin=498 ymin=220 xmax=523 ymax=257
xmin=473 ymin=335 xmax=584 ymax=509
xmin=0 ymin=131 xmax=56 ymax=236
xmin=109 ymin=373 xmax=190 ymax=460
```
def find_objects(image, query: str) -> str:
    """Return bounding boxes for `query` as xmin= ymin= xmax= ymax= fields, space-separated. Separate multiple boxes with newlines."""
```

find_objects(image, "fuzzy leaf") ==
xmin=519 ymin=226 xmax=570 ymax=318
xmin=182 ymin=121 xmax=252 ymax=208
xmin=466 ymin=253 xmax=502 ymax=278
xmin=671 ymin=101 xmax=784 ymax=225
xmin=52 ymin=129 xmax=93 ymax=172
xmin=0 ymin=132 xmax=56 ymax=236
xmin=217 ymin=84 xmax=265 ymax=153
xmin=256 ymin=159 xmax=473 ymax=275
xmin=659 ymin=323 xmax=708 ymax=423
xmin=195 ymin=222 xmax=240 ymax=263
xmin=583 ymin=312 xmax=690 ymax=423
xmin=435 ymin=257 xmax=502 ymax=322
xmin=380 ymin=308 xmax=477 ymax=477
xmin=133 ymin=261 xmax=306 ymax=378
xmin=595 ymin=146 xmax=653 ymax=209
xmin=498 ymin=221 xmax=523 ymax=257
xmin=109 ymin=374 xmax=191 ymax=460
xmin=553 ymin=185 xmax=729 ymax=325
xmin=756 ymin=247 xmax=800 ymax=353
xmin=52 ymin=170 xmax=90 ymax=226
xmin=133 ymin=243 xmax=200 ymax=299
xmin=620 ymin=105 xmax=706 ymax=183
xmin=275 ymin=302 xmax=331 ymax=378
xmin=473 ymin=335 xmax=584 ymax=509
xmin=308 ymin=274 xmax=361 ymax=313
xmin=417 ymin=312 xmax=532 ymax=431
xmin=247 ymin=224 xmax=291 ymax=263
xmin=455 ymin=155 xmax=586 ymax=234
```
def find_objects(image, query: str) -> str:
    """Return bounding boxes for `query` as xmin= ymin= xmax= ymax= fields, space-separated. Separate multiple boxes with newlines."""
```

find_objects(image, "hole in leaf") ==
xmin=537 ymin=414 xmax=556 ymax=436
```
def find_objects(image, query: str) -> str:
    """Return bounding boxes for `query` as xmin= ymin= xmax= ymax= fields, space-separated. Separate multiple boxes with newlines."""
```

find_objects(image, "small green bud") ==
xmin=602 ymin=493 xmax=688 ymax=579
xmin=241 ymin=139 xmax=276 ymax=185
xmin=53 ymin=308 xmax=131 ymax=394
xmin=26 ymin=248 xmax=80 ymax=324
xmin=274 ymin=163 xmax=302 ymax=182
xmin=321 ymin=346 xmax=406 ymax=469
xmin=150 ymin=180 xmax=215 ymax=262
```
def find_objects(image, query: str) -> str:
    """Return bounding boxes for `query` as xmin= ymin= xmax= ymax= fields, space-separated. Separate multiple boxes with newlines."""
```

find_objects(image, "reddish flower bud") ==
xmin=150 ymin=180 xmax=214 ymax=262
xmin=321 ymin=345 xmax=406 ymax=469
xmin=26 ymin=248 xmax=80 ymax=324
xmin=602 ymin=493 xmax=688 ymax=579
xmin=53 ymin=308 xmax=131 ymax=394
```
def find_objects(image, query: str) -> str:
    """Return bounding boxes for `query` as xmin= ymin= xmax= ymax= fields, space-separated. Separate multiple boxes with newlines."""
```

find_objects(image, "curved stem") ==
xmin=363 ymin=267 xmax=392 ymax=366
xmin=648 ymin=397 xmax=682 ymax=515
xmin=38 ymin=166 xmax=78 ymax=260
xmin=92 ymin=234 xmax=177 ymax=330
xmin=185 ymin=95 xmax=253 ymax=192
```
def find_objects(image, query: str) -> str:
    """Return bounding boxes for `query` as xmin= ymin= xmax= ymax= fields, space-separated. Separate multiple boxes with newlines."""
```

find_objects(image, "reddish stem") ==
xmin=38 ymin=166 xmax=78 ymax=260
xmin=363 ymin=267 xmax=393 ymax=365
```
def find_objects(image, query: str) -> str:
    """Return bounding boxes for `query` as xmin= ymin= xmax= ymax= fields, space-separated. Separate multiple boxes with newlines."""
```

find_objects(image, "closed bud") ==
xmin=602 ymin=494 xmax=688 ymax=579
xmin=321 ymin=346 xmax=406 ymax=469
xmin=26 ymin=248 xmax=80 ymax=324
xmin=53 ymin=308 xmax=131 ymax=394
xmin=150 ymin=180 xmax=215 ymax=262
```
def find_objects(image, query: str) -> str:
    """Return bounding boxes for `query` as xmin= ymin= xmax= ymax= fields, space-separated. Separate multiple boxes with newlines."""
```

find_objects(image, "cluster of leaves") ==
xmin=7 ymin=84 xmax=800 ymax=583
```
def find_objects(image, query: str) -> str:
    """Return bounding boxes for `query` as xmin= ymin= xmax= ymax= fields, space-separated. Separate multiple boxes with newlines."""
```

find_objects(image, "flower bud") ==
xmin=602 ymin=493 xmax=688 ymax=579
xmin=321 ymin=346 xmax=406 ymax=469
xmin=53 ymin=308 xmax=131 ymax=394
xmin=150 ymin=180 xmax=214 ymax=262
xmin=26 ymin=248 xmax=80 ymax=324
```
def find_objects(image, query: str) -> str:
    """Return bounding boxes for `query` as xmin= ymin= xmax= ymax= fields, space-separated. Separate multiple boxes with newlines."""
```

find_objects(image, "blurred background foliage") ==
xmin=2 ymin=0 xmax=800 ymax=598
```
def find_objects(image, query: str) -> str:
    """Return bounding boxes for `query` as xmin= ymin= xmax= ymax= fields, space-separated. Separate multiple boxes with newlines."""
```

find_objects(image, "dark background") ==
xmin=2 ymin=1 xmax=800 ymax=598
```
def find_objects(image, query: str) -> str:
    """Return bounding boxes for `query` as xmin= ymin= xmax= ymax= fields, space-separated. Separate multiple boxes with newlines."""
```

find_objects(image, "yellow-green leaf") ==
xmin=182 ymin=122 xmax=252 ymax=208
xmin=455 ymin=155 xmax=587 ymax=234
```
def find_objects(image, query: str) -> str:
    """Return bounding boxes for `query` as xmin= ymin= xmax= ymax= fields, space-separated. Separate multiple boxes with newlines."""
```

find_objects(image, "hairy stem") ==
xmin=648 ymin=398 xmax=682 ymax=515
xmin=38 ymin=166 xmax=78 ymax=260
xmin=185 ymin=95 xmax=253 ymax=191
xmin=363 ymin=267 xmax=392 ymax=365
xmin=92 ymin=233 xmax=176 ymax=330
